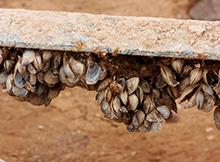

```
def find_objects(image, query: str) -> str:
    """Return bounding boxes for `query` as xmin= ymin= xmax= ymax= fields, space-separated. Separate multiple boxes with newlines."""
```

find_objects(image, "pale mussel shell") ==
xmin=126 ymin=77 xmax=139 ymax=95
xmin=85 ymin=60 xmax=102 ymax=85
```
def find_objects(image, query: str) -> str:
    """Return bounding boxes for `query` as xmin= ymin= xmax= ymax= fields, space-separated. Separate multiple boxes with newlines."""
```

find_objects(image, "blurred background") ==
xmin=0 ymin=0 xmax=220 ymax=162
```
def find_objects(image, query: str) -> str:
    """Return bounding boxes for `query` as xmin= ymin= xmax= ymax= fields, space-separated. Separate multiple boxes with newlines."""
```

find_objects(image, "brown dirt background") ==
xmin=0 ymin=0 xmax=220 ymax=162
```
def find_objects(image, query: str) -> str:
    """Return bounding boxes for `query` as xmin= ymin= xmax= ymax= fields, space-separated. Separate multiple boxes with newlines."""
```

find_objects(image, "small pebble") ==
xmin=0 ymin=159 xmax=6 ymax=162
xmin=206 ymin=135 xmax=215 ymax=141
xmin=205 ymin=127 xmax=214 ymax=133
xmin=131 ymin=151 xmax=136 ymax=157
xmin=37 ymin=125 xmax=45 ymax=130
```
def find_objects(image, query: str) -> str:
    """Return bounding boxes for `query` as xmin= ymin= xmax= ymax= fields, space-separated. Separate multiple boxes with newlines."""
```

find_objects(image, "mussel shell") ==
xmin=178 ymin=84 xmax=199 ymax=103
xmin=59 ymin=67 xmax=69 ymax=85
xmin=201 ymin=83 xmax=214 ymax=96
xmin=63 ymin=62 xmax=79 ymax=85
xmin=97 ymin=78 xmax=112 ymax=91
xmin=52 ymin=53 xmax=62 ymax=70
xmin=3 ymin=60 xmax=14 ymax=72
xmin=140 ymin=80 xmax=151 ymax=93
xmin=42 ymin=51 xmax=53 ymax=63
xmin=201 ymin=95 xmax=215 ymax=112
xmin=33 ymin=52 xmax=43 ymax=71
xmin=117 ymin=78 xmax=126 ymax=89
xmin=14 ymin=72 xmax=26 ymax=89
xmin=27 ymin=63 xmax=38 ymax=74
xmin=160 ymin=65 xmax=179 ymax=87
xmin=181 ymin=65 xmax=193 ymax=77
xmin=136 ymin=110 xmax=146 ymax=125
xmin=150 ymin=122 xmax=163 ymax=132
xmin=29 ymin=74 xmax=37 ymax=85
xmin=58 ymin=67 xmax=75 ymax=87
xmin=104 ymin=87 xmax=112 ymax=102
xmin=112 ymin=96 xmax=121 ymax=115
xmin=69 ymin=57 xmax=86 ymax=77
xmin=167 ymin=86 xmax=180 ymax=99
xmin=96 ymin=90 xmax=105 ymax=104
xmin=202 ymin=69 xmax=208 ymax=84
xmin=135 ymin=86 xmax=144 ymax=104
xmin=110 ymin=81 xmax=124 ymax=94
xmin=138 ymin=120 xmax=151 ymax=132
xmin=6 ymin=74 xmax=14 ymax=94
xmin=130 ymin=115 xmax=139 ymax=130
xmin=42 ymin=61 xmax=51 ymax=72
xmin=37 ymin=72 xmax=44 ymax=84
xmin=155 ymin=73 xmax=167 ymax=88
xmin=126 ymin=77 xmax=139 ymax=95
xmin=143 ymin=95 xmax=156 ymax=114
xmin=12 ymin=86 xmax=28 ymax=97
xmin=85 ymin=60 xmax=101 ymax=85
xmin=128 ymin=94 xmax=139 ymax=111
xmin=189 ymin=68 xmax=203 ymax=85
xmin=183 ymin=93 xmax=196 ymax=109
xmin=0 ymin=48 xmax=9 ymax=65
xmin=179 ymin=77 xmax=190 ymax=92
xmin=119 ymin=90 xmax=128 ymax=105
xmin=100 ymin=100 xmax=112 ymax=117
xmin=156 ymin=105 xmax=171 ymax=120
xmin=44 ymin=70 xmax=59 ymax=86
xmin=122 ymin=113 xmax=131 ymax=125
xmin=99 ymin=64 xmax=107 ymax=81
xmin=152 ymin=89 xmax=161 ymax=99
xmin=0 ymin=72 xmax=9 ymax=85
xmin=171 ymin=59 xmax=184 ymax=74
xmin=146 ymin=110 xmax=161 ymax=122
xmin=22 ymin=50 xmax=35 ymax=66
xmin=25 ymin=82 xmax=36 ymax=93
xmin=119 ymin=106 xmax=129 ymax=113
xmin=196 ymin=91 xmax=204 ymax=110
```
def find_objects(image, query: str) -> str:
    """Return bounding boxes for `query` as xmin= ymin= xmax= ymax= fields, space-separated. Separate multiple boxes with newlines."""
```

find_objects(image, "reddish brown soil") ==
xmin=1 ymin=1 xmax=220 ymax=162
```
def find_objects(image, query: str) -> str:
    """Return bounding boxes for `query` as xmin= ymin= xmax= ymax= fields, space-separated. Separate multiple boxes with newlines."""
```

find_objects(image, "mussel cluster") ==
xmin=1 ymin=47 xmax=220 ymax=132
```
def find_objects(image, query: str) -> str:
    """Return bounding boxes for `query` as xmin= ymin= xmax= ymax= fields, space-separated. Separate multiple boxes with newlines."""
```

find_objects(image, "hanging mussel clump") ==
xmin=1 ymin=47 xmax=220 ymax=132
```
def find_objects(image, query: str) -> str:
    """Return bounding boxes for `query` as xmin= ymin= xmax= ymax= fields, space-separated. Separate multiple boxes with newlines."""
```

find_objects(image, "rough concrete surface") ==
xmin=0 ymin=9 xmax=220 ymax=60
